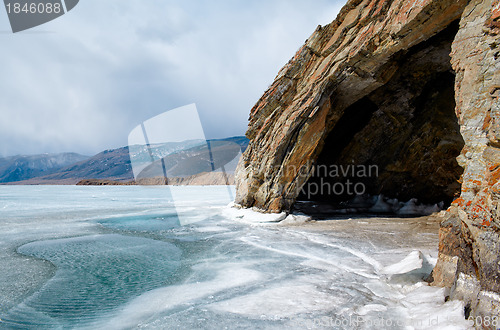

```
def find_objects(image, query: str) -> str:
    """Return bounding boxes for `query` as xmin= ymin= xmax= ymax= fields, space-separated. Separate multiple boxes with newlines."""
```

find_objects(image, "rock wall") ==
xmin=236 ymin=0 xmax=470 ymax=211
xmin=235 ymin=0 xmax=500 ymax=319
xmin=431 ymin=0 xmax=500 ymax=319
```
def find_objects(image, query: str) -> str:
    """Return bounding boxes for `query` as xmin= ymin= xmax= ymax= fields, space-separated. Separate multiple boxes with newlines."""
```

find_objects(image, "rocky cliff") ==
xmin=235 ymin=0 xmax=500 ymax=320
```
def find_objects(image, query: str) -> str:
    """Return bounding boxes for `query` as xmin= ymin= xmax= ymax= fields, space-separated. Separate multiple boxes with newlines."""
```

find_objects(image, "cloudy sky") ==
xmin=0 ymin=0 xmax=344 ymax=157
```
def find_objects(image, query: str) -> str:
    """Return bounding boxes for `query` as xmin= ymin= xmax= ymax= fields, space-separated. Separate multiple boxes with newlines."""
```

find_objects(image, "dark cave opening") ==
xmin=297 ymin=22 xmax=465 ymax=215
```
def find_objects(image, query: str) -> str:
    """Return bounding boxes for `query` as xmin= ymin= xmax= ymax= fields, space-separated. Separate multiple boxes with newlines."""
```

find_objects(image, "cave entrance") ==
xmin=297 ymin=22 xmax=464 ymax=216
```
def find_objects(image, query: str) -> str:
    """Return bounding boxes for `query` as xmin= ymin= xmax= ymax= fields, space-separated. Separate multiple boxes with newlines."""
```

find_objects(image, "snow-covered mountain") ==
xmin=0 ymin=153 xmax=89 ymax=183
xmin=1 ymin=137 xmax=249 ymax=184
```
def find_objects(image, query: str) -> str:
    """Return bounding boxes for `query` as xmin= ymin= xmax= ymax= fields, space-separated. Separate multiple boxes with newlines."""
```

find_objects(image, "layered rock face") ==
xmin=235 ymin=0 xmax=500 ymax=319
xmin=299 ymin=23 xmax=465 ymax=205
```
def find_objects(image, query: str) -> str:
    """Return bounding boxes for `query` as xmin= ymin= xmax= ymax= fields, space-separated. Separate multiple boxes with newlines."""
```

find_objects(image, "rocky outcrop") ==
xmin=76 ymin=179 xmax=135 ymax=185
xmin=76 ymin=173 xmax=235 ymax=186
xmin=235 ymin=0 xmax=500 ymax=320
xmin=431 ymin=0 xmax=500 ymax=319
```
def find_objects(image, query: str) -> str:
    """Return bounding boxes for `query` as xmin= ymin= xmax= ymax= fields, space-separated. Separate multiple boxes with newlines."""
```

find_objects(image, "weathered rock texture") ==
xmin=300 ymin=24 xmax=465 ymax=205
xmin=235 ymin=0 xmax=500 ymax=319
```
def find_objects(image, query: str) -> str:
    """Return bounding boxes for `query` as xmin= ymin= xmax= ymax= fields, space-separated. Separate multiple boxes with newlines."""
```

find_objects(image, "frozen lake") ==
xmin=0 ymin=186 xmax=470 ymax=329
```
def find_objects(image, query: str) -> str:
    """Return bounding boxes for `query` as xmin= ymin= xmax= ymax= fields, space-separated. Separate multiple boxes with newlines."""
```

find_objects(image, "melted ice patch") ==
xmin=2 ymin=234 xmax=181 ymax=328
xmin=98 ymin=211 xmax=180 ymax=231
xmin=98 ymin=263 xmax=263 ymax=329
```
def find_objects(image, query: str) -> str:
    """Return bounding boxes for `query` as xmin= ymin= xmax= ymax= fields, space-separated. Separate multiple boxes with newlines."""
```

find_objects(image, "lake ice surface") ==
xmin=0 ymin=186 xmax=472 ymax=329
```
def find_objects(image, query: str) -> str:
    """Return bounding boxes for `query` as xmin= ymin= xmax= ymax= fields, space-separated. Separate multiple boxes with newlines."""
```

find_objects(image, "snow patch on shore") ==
xmin=222 ymin=203 xmax=287 ymax=224
xmin=223 ymin=203 xmax=312 ymax=225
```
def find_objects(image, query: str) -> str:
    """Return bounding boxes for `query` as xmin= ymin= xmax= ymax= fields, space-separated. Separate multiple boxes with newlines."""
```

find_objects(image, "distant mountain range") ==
xmin=0 ymin=136 xmax=248 ymax=185
xmin=0 ymin=153 xmax=89 ymax=183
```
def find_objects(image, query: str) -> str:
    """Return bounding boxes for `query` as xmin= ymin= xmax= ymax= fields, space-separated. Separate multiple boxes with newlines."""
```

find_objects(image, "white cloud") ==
xmin=0 ymin=0 xmax=344 ymax=156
